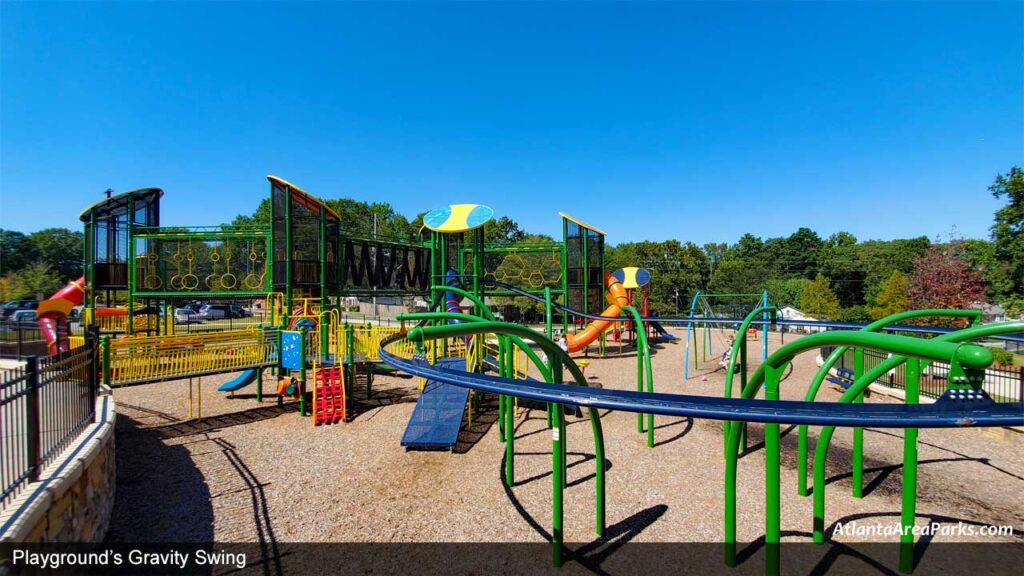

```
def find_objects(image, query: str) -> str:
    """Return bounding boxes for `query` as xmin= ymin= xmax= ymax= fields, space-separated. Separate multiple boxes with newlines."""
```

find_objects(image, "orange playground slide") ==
xmin=36 ymin=276 xmax=125 ymax=354
xmin=566 ymin=273 xmax=629 ymax=353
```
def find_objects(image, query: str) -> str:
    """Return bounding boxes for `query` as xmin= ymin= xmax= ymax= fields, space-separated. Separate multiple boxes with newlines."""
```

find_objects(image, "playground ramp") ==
xmin=401 ymin=357 xmax=470 ymax=449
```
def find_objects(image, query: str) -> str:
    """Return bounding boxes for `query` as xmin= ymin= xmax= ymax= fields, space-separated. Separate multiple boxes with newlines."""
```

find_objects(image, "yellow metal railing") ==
xmin=107 ymin=328 xmax=276 ymax=386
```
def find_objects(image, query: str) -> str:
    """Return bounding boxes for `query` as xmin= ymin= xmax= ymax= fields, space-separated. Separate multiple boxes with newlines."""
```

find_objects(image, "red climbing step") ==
xmin=313 ymin=366 xmax=345 ymax=425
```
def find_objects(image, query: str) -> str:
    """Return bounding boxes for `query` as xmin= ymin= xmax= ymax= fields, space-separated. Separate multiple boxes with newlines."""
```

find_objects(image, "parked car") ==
xmin=199 ymin=304 xmax=231 ymax=320
xmin=229 ymin=304 xmax=251 ymax=318
xmin=9 ymin=310 xmax=37 ymax=323
xmin=2 ymin=300 xmax=38 ymax=318
xmin=174 ymin=308 xmax=203 ymax=324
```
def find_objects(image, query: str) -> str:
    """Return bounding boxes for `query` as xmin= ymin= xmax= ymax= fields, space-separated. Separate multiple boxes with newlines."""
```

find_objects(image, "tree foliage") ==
xmin=800 ymin=273 xmax=841 ymax=319
xmin=12 ymin=262 xmax=63 ymax=300
xmin=906 ymin=243 xmax=986 ymax=325
xmin=867 ymin=270 xmax=910 ymax=320
xmin=989 ymin=166 xmax=1024 ymax=296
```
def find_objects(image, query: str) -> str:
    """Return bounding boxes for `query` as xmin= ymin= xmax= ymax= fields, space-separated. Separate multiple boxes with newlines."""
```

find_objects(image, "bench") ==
xmin=827 ymin=367 xmax=856 ymax=390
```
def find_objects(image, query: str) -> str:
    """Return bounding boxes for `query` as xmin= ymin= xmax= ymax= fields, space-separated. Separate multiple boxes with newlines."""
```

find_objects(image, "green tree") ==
xmin=27 ymin=228 xmax=83 ymax=281
xmin=800 ymin=273 xmax=841 ymax=319
xmin=0 ymin=230 xmax=39 ymax=275
xmin=818 ymin=231 xmax=865 ymax=307
xmin=959 ymin=238 xmax=1012 ymax=298
xmin=989 ymin=166 xmax=1024 ymax=296
xmin=14 ymin=262 xmax=62 ymax=299
xmin=867 ymin=270 xmax=910 ymax=320
xmin=857 ymin=236 xmax=930 ymax=303
xmin=485 ymin=216 xmax=526 ymax=245
xmin=764 ymin=277 xmax=811 ymax=308
xmin=780 ymin=227 xmax=823 ymax=278
xmin=606 ymin=240 xmax=708 ymax=313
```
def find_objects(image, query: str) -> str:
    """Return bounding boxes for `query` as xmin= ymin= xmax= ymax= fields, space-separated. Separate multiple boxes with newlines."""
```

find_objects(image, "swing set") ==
xmin=683 ymin=290 xmax=769 ymax=379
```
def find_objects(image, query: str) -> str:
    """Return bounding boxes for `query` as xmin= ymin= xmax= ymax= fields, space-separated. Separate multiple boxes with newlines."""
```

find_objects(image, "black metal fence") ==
xmin=1 ymin=332 xmax=98 ymax=510
xmin=0 ymin=319 xmax=73 ymax=360
xmin=821 ymin=346 xmax=1023 ymax=403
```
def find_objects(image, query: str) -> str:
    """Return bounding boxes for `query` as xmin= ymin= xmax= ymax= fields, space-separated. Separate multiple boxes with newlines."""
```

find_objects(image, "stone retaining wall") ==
xmin=0 ymin=391 xmax=116 ymax=543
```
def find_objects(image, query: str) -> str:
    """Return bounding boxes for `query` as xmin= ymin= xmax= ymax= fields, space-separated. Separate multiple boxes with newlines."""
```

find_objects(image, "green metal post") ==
xmin=277 ymin=330 xmax=284 ymax=408
xmin=127 ymin=195 xmax=135 ymax=335
xmin=498 ymin=337 xmax=506 ymax=443
xmin=852 ymin=348 xmax=864 ymax=498
xmin=256 ymin=368 xmax=263 ymax=403
xmin=320 ymin=316 xmax=329 ymax=361
xmin=552 ymin=406 xmax=565 ymax=567
xmin=560 ymin=218 xmax=569 ymax=336
xmin=765 ymin=364 xmax=782 ymax=576
xmin=101 ymin=335 xmax=111 ymax=386
xmin=900 ymin=358 xmax=921 ymax=574
xmin=545 ymin=286 xmax=554 ymax=428
xmin=284 ymin=183 xmax=292 ymax=309
xmin=505 ymin=339 xmax=514 ymax=486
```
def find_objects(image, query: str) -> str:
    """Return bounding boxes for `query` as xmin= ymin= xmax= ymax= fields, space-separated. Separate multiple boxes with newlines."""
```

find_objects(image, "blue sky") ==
xmin=1 ymin=1 xmax=1021 ymax=245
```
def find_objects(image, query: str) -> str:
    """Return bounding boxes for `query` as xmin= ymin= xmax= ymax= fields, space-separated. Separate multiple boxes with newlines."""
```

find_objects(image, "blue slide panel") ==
xmin=650 ymin=321 xmax=677 ymax=341
xmin=217 ymin=369 xmax=258 ymax=392
xmin=401 ymin=357 xmax=470 ymax=449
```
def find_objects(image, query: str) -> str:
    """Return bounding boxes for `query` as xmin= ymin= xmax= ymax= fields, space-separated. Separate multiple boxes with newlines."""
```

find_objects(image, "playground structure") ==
xmin=32 ymin=176 xmax=1024 ymax=573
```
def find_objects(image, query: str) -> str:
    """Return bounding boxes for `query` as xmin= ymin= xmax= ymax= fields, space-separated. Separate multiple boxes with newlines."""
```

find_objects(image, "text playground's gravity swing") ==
xmin=37 ymin=176 xmax=1024 ymax=575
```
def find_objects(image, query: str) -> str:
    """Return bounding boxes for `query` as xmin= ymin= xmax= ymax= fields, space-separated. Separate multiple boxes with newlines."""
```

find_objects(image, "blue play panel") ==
xmin=401 ymin=357 xmax=470 ymax=449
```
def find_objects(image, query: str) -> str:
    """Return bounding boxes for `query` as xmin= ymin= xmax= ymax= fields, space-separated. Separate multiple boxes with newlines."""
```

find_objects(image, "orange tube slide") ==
xmin=37 ymin=276 xmax=85 ymax=354
xmin=36 ymin=276 xmax=125 ymax=354
xmin=566 ymin=273 xmax=629 ymax=353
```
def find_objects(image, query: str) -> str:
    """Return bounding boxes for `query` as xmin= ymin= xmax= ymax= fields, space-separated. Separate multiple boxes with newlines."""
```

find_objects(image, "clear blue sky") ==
xmin=1 ymin=1 xmax=1021 ymax=245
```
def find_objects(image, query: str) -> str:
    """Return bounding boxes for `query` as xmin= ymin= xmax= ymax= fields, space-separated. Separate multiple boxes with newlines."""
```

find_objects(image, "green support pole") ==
xmin=498 ymin=337 xmax=506 ymax=443
xmin=346 ymin=323 xmax=355 ymax=395
xmin=320 ymin=316 xmax=329 ymax=361
xmin=765 ymin=364 xmax=782 ymax=576
xmin=852 ymin=348 xmax=864 ymax=498
xmin=900 ymin=358 xmax=921 ymax=574
xmin=552 ymin=406 xmax=565 ymax=567
xmin=127 ymin=195 xmax=135 ymax=335
xmin=545 ymin=286 xmax=554 ymax=429
xmin=277 ymin=330 xmax=284 ymax=408
xmin=284 ymin=184 xmax=293 ymax=310
xmin=739 ymin=336 xmax=748 ymax=451
xmin=256 ymin=368 xmax=263 ymax=403
xmin=101 ymin=335 xmax=111 ymax=386
xmin=505 ymin=339 xmax=514 ymax=486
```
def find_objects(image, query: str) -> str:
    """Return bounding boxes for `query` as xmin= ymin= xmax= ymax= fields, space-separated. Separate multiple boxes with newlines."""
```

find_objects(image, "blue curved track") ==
xmin=380 ymin=343 xmax=1023 ymax=429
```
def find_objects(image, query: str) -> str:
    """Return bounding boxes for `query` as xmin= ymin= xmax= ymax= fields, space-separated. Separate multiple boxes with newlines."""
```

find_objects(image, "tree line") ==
xmin=2 ymin=167 xmax=1020 ymax=323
